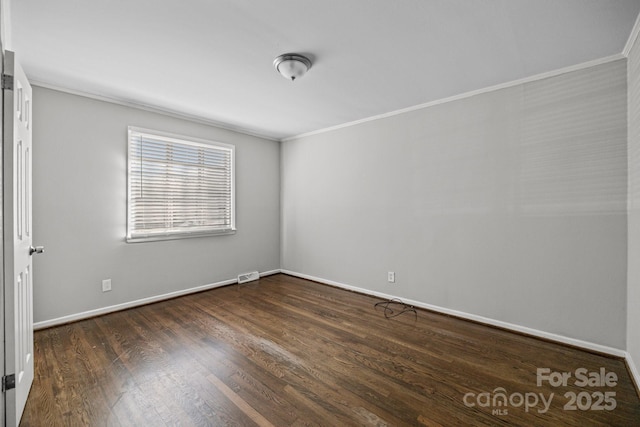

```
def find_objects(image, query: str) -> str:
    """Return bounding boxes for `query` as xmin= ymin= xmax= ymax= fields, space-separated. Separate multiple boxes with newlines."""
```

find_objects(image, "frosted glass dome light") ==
xmin=273 ymin=53 xmax=312 ymax=81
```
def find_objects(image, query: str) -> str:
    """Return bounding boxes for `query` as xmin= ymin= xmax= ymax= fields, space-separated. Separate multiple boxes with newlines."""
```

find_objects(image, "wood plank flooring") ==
xmin=20 ymin=274 xmax=640 ymax=426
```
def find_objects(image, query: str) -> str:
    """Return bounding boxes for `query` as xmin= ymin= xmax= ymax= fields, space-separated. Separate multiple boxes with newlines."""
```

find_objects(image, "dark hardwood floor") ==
xmin=20 ymin=274 xmax=640 ymax=426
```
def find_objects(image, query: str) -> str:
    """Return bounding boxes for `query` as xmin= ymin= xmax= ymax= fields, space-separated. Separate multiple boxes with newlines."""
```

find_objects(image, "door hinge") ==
xmin=1 ymin=74 xmax=13 ymax=91
xmin=2 ymin=374 xmax=15 ymax=392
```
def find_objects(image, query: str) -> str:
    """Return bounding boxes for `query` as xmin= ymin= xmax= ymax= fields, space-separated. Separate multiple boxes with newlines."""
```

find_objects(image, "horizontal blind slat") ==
xmin=128 ymin=128 xmax=235 ymax=240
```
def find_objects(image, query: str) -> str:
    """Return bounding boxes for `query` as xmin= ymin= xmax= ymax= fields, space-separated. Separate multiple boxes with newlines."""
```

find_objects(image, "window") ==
xmin=127 ymin=127 xmax=235 ymax=242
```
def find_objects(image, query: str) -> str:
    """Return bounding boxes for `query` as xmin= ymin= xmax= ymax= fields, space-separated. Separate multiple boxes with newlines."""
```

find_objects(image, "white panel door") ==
xmin=3 ymin=50 xmax=37 ymax=427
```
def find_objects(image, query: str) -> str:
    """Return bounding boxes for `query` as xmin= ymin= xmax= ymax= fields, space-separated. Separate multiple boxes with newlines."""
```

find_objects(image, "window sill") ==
xmin=126 ymin=229 xmax=236 ymax=243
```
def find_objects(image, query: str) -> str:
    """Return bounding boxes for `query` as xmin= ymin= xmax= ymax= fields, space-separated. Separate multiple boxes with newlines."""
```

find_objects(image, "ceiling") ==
xmin=10 ymin=0 xmax=640 ymax=141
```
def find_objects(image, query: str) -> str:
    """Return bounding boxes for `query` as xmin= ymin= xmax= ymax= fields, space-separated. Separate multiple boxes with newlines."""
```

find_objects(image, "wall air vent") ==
xmin=237 ymin=271 xmax=260 ymax=284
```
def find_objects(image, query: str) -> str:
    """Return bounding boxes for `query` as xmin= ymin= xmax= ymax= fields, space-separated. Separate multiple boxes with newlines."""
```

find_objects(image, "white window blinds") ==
xmin=127 ymin=127 xmax=235 ymax=242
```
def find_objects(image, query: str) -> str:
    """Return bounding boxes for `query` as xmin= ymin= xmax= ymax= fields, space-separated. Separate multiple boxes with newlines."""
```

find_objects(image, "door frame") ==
xmin=0 ymin=8 xmax=6 ymax=425
xmin=0 ymin=0 xmax=12 ymax=423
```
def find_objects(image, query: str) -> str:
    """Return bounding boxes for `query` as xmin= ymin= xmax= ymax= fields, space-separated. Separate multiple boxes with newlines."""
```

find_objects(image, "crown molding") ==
xmin=282 ymin=54 xmax=625 ymax=142
xmin=624 ymin=11 xmax=640 ymax=57
xmin=29 ymin=51 xmax=627 ymax=145
xmin=30 ymin=80 xmax=279 ymax=142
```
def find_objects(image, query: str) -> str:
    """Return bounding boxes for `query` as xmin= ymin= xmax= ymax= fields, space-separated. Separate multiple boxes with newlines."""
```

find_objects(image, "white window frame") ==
xmin=127 ymin=126 xmax=236 ymax=242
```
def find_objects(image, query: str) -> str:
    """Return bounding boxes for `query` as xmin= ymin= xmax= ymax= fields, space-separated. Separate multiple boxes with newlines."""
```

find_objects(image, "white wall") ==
xmin=282 ymin=60 xmax=628 ymax=349
xmin=28 ymin=56 xmax=632 ymax=351
xmin=32 ymin=86 xmax=280 ymax=323
xmin=628 ymin=29 xmax=640 ymax=379
xmin=0 ymin=0 xmax=10 ymax=51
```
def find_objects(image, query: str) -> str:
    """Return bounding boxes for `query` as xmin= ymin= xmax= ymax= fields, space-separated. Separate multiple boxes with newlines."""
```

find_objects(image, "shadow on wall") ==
xmin=519 ymin=66 xmax=627 ymax=217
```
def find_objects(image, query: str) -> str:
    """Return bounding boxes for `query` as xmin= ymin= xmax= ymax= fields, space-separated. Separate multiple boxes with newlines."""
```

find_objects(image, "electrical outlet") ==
xmin=388 ymin=272 xmax=395 ymax=283
xmin=102 ymin=279 xmax=112 ymax=292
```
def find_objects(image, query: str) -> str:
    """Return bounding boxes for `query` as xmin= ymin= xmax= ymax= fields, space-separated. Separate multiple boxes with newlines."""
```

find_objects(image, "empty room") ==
xmin=1 ymin=0 xmax=640 ymax=425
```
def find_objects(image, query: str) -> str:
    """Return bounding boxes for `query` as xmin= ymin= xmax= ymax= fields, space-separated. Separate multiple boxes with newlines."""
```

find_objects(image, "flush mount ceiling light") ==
xmin=273 ymin=53 xmax=312 ymax=81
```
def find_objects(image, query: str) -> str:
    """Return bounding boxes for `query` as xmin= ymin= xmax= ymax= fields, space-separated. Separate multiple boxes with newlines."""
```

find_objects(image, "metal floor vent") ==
xmin=237 ymin=271 xmax=260 ymax=284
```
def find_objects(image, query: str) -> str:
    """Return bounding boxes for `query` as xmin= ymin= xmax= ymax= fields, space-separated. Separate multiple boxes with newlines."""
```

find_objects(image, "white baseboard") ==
xmin=625 ymin=352 xmax=640 ymax=396
xmin=34 ymin=269 xmax=282 ymax=330
xmin=281 ymin=269 xmax=627 ymax=358
xmin=259 ymin=269 xmax=282 ymax=277
xmin=34 ymin=267 xmax=627 ymax=360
